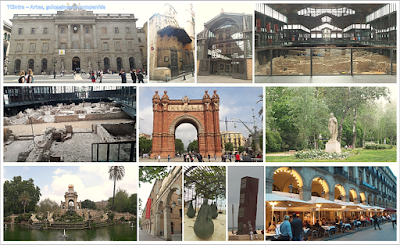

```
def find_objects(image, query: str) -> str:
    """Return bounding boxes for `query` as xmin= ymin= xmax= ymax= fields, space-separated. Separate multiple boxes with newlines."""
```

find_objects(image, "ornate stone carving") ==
xmin=168 ymin=104 xmax=203 ymax=111
xmin=153 ymin=102 xmax=158 ymax=111
xmin=162 ymin=103 xmax=168 ymax=110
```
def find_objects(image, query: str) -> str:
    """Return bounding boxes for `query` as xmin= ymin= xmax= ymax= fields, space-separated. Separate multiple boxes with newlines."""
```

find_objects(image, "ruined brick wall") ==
xmin=247 ymin=58 xmax=253 ymax=80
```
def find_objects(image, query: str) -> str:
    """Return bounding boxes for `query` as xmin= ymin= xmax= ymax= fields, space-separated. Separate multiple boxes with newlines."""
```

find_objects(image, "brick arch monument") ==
xmin=151 ymin=90 xmax=222 ymax=158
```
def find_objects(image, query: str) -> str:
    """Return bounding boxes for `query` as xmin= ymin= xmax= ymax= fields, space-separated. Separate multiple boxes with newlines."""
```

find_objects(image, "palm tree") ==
xmin=19 ymin=191 xmax=31 ymax=214
xmin=108 ymin=166 xmax=125 ymax=212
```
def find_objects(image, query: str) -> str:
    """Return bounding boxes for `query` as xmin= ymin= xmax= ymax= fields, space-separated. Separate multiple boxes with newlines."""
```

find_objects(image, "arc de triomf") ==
xmin=151 ymin=90 xmax=222 ymax=158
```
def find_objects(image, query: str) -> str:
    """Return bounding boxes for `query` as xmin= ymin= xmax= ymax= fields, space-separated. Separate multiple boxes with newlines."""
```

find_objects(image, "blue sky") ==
xmin=2 ymin=1 xmax=192 ymax=29
xmin=2 ymin=166 xmax=137 ymax=203
xmin=228 ymin=166 xmax=264 ymax=229
xmin=138 ymin=86 xmax=263 ymax=148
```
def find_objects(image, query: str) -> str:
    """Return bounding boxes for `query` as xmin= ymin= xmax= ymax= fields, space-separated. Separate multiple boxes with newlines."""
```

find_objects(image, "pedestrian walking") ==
xmin=279 ymin=215 xmax=292 ymax=241
xmin=290 ymin=213 xmax=303 ymax=241
xmin=373 ymin=214 xmax=381 ymax=230
xmin=91 ymin=71 xmax=96 ymax=83
xmin=18 ymin=70 xmax=26 ymax=83
xmin=131 ymin=69 xmax=137 ymax=83
xmin=214 ymin=154 xmax=217 ymax=161
xmin=119 ymin=69 xmax=127 ymax=83
xmin=168 ymin=155 xmax=170 ymax=162
xmin=158 ymin=154 xmax=161 ymax=162
xmin=26 ymin=69 xmax=34 ymax=83
xmin=208 ymin=154 xmax=211 ymax=162
xmin=99 ymin=70 xmax=103 ymax=83
xmin=235 ymin=152 xmax=240 ymax=162
xmin=137 ymin=72 xmax=144 ymax=83
xmin=392 ymin=213 xmax=396 ymax=229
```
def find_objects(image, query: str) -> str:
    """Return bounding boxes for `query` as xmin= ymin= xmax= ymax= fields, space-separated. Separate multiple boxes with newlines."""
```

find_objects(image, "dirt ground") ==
xmin=5 ymin=119 xmax=134 ymax=135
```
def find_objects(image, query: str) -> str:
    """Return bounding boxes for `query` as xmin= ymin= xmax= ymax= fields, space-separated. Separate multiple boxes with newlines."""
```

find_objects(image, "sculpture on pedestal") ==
xmin=328 ymin=113 xmax=338 ymax=142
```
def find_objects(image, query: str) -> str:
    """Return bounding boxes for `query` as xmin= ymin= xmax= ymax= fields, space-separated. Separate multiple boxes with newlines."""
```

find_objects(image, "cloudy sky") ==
xmin=139 ymin=86 xmax=263 ymax=148
xmin=228 ymin=166 xmax=264 ymax=229
xmin=2 ymin=1 xmax=192 ymax=28
xmin=196 ymin=3 xmax=254 ymax=34
xmin=2 ymin=166 xmax=137 ymax=204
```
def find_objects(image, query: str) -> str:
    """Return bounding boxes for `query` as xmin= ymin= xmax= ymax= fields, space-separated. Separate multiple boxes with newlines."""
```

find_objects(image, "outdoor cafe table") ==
xmin=336 ymin=223 xmax=351 ymax=232
xmin=321 ymin=226 xmax=336 ymax=236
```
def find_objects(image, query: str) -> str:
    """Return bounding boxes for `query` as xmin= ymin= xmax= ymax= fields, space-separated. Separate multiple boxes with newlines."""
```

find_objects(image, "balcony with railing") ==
xmin=334 ymin=168 xmax=348 ymax=179
xmin=348 ymin=176 xmax=357 ymax=185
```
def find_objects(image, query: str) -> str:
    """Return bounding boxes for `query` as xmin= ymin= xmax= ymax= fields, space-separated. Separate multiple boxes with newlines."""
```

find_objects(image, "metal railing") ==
xmin=256 ymin=46 xmax=396 ymax=76
xmin=334 ymin=168 xmax=349 ymax=178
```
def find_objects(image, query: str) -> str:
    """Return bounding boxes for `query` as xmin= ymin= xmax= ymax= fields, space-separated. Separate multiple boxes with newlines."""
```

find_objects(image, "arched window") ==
xmin=104 ymin=57 xmax=110 ymax=69
xmin=117 ymin=57 xmax=123 ymax=71
xmin=14 ymin=59 xmax=21 ymax=72
xmin=41 ymin=58 xmax=47 ymax=71
xmin=129 ymin=57 xmax=135 ymax=69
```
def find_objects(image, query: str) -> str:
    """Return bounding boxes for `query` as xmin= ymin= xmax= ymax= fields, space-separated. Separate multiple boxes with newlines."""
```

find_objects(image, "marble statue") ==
xmin=328 ymin=113 xmax=338 ymax=142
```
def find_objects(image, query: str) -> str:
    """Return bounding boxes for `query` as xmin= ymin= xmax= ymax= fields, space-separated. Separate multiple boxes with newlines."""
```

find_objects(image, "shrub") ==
xmin=294 ymin=149 xmax=356 ymax=160
xmin=120 ymin=216 xmax=125 ymax=222
xmin=365 ymin=142 xmax=377 ymax=149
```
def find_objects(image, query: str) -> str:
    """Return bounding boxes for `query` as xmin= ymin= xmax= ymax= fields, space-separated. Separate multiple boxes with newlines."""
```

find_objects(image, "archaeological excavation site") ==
xmin=3 ymin=86 xmax=136 ymax=162
xmin=255 ymin=3 xmax=397 ymax=81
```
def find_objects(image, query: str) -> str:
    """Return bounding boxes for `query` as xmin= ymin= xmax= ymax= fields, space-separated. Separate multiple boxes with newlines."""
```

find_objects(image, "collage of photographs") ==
xmin=0 ymin=1 xmax=398 ymax=244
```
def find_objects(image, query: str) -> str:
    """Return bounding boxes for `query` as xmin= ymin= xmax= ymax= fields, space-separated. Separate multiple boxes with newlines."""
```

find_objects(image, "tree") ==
xmin=184 ymin=166 xmax=226 ymax=200
xmin=37 ymin=198 xmax=59 ymax=213
xmin=238 ymin=146 xmax=244 ymax=154
xmin=188 ymin=140 xmax=198 ymax=152
xmin=4 ymin=176 xmax=41 ymax=216
xmin=224 ymin=142 xmax=234 ymax=152
xmin=289 ymin=87 xmax=328 ymax=149
xmin=139 ymin=167 xmax=168 ymax=187
xmin=19 ymin=191 xmax=31 ymax=214
xmin=107 ymin=188 xmax=129 ymax=213
xmin=139 ymin=137 xmax=152 ymax=155
xmin=128 ymin=193 xmax=137 ymax=215
xmin=81 ymin=199 xmax=97 ymax=210
xmin=108 ymin=166 xmax=125 ymax=212
xmin=175 ymin=138 xmax=184 ymax=154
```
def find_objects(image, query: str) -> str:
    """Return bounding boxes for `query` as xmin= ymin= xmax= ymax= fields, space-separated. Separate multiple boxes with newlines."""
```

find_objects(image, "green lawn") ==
xmin=266 ymin=148 xmax=397 ymax=162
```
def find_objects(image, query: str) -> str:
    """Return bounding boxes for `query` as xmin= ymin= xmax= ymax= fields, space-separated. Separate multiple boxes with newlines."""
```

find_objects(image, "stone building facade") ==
xmin=8 ymin=4 xmax=144 ymax=75
xmin=221 ymin=131 xmax=245 ymax=153
xmin=141 ymin=167 xmax=182 ymax=241
xmin=149 ymin=3 xmax=195 ymax=80
xmin=61 ymin=184 xmax=82 ymax=211
xmin=151 ymin=90 xmax=222 ymax=158
xmin=266 ymin=166 xmax=397 ymax=224
xmin=3 ymin=21 xmax=12 ymax=74
xmin=197 ymin=11 xmax=253 ymax=80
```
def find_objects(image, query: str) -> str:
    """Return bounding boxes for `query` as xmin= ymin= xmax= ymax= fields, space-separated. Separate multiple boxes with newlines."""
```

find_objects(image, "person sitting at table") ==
xmin=330 ymin=219 xmax=336 ymax=226
xmin=335 ymin=218 xmax=339 ymax=223
xmin=304 ymin=220 xmax=311 ymax=229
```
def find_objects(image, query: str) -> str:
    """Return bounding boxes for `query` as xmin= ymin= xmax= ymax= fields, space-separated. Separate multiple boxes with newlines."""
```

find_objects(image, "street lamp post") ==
xmin=96 ymin=57 xmax=101 ymax=71
xmin=52 ymin=57 xmax=57 ymax=79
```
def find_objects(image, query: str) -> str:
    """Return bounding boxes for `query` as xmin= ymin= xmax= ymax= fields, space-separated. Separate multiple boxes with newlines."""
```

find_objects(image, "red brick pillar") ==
xmin=212 ymin=90 xmax=222 ymax=156
xmin=151 ymin=91 xmax=161 ymax=157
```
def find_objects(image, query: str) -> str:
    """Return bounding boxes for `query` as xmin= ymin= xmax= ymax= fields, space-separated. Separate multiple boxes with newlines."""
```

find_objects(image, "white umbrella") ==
xmin=309 ymin=198 xmax=343 ymax=208
xmin=266 ymin=193 xmax=311 ymax=228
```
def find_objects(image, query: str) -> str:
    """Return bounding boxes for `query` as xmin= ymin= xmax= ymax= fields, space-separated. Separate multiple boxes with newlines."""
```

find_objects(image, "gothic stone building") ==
xmin=141 ymin=167 xmax=182 ymax=241
xmin=8 ymin=5 xmax=143 ymax=75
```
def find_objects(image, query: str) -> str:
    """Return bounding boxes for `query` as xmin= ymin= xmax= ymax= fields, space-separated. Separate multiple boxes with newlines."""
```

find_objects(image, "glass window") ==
xmin=29 ymin=43 xmax=35 ymax=52
xmin=61 ymin=27 xmax=65 ymax=34
xmin=43 ymin=43 xmax=48 ymax=51
xmin=86 ymin=27 xmax=89 ymax=34
xmin=115 ymin=27 xmax=119 ymax=34
xmin=43 ymin=28 xmax=48 ymax=34
xmin=85 ymin=42 xmax=90 ymax=49
xmin=61 ymin=43 xmax=66 ymax=49
xmin=73 ymin=43 xmax=78 ymax=49
xmin=103 ymin=42 xmax=108 ymax=50
xmin=102 ymin=27 xmax=107 ymax=34
xmin=31 ymin=28 xmax=35 ymax=34
xmin=126 ymin=27 xmax=130 ymax=33
xmin=115 ymin=42 xmax=121 ymax=51
xmin=16 ymin=43 xmax=22 ymax=52
xmin=18 ymin=28 xmax=23 ymax=34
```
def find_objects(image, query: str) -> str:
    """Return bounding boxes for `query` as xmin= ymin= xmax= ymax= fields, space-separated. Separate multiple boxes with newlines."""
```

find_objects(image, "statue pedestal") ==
xmin=325 ymin=141 xmax=341 ymax=153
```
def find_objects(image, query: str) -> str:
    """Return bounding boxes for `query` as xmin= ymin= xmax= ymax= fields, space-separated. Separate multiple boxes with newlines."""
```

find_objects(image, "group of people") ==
xmin=87 ymin=70 xmax=104 ymax=83
xmin=18 ymin=69 xmax=34 ymax=83
xmin=119 ymin=69 xmax=145 ymax=83
xmin=268 ymin=212 xmax=397 ymax=241
xmin=277 ymin=213 xmax=304 ymax=241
